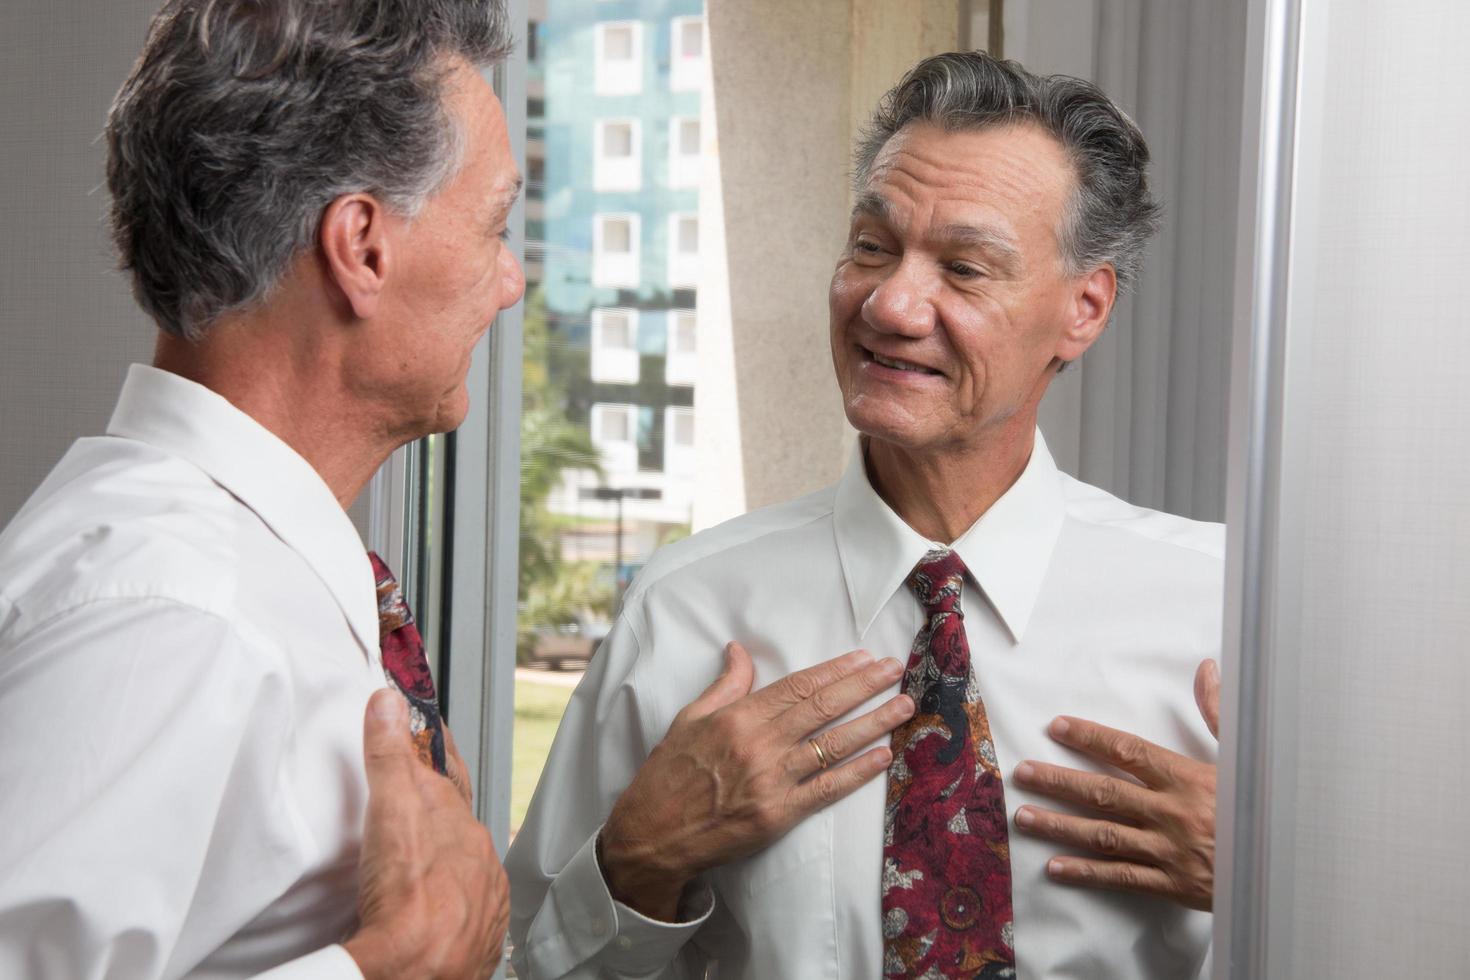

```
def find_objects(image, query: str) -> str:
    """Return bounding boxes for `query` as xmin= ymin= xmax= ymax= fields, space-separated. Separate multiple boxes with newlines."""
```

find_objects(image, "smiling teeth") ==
xmin=873 ymin=352 xmax=929 ymax=373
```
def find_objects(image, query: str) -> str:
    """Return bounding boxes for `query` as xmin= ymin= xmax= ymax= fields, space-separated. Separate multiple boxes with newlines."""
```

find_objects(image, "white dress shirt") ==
xmin=0 ymin=365 xmax=383 ymax=979
xmin=508 ymin=431 xmax=1221 ymax=979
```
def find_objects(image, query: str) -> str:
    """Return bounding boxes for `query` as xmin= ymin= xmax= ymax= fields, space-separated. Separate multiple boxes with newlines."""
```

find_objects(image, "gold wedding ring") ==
xmin=809 ymin=738 xmax=830 ymax=770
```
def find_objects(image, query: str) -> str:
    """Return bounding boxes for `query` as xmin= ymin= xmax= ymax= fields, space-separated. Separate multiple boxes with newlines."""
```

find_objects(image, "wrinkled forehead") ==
xmin=855 ymin=120 xmax=1076 ymax=249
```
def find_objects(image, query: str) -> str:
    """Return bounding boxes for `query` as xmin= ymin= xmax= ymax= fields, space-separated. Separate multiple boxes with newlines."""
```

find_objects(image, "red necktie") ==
xmin=368 ymin=551 xmax=447 ymax=776
xmin=882 ymin=549 xmax=1015 ymax=978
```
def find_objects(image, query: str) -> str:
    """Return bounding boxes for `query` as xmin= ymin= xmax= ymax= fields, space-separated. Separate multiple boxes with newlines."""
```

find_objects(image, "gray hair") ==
xmin=855 ymin=51 xmax=1162 ymax=294
xmin=106 ymin=0 xmax=514 ymax=339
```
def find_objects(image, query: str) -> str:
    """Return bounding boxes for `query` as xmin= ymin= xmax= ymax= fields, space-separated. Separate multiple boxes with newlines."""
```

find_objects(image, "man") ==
xmin=508 ymin=52 xmax=1221 ymax=978
xmin=0 ymin=1 xmax=523 ymax=977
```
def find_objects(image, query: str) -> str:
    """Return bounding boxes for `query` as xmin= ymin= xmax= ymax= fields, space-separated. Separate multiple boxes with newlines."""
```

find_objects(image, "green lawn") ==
xmin=511 ymin=679 xmax=576 ymax=835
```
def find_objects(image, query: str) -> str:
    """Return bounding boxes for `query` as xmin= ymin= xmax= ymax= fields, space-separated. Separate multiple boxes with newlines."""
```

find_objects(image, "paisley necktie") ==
xmin=368 ymin=551 xmax=447 ymax=776
xmin=882 ymin=548 xmax=1015 ymax=978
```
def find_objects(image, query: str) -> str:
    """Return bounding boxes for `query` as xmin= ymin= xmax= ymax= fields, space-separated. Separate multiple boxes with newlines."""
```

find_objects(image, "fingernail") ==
xmin=896 ymin=694 xmax=915 ymax=715
xmin=1050 ymin=717 xmax=1070 ymax=737
xmin=1047 ymin=858 xmax=1066 ymax=876
xmin=850 ymin=648 xmax=875 ymax=666
xmin=1015 ymin=807 xmax=1035 ymax=828
xmin=1015 ymin=762 xmax=1035 ymax=782
xmin=881 ymin=657 xmax=904 ymax=676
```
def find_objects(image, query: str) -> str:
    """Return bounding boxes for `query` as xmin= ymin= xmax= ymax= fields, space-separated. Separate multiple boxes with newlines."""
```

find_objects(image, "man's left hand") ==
xmin=1011 ymin=659 xmax=1220 ymax=912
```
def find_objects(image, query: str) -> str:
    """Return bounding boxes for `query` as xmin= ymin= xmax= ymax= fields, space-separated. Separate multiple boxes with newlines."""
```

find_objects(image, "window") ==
xmin=667 ymin=213 xmax=699 ymax=289
xmin=593 ymin=213 xmax=640 ymax=288
xmin=591 ymin=308 xmax=640 ymax=384
xmin=595 ymin=21 xmax=642 ymax=96
xmin=665 ymin=310 xmax=697 ymax=386
xmin=665 ymin=407 xmax=696 ymax=476
xmin=594 ymin=119 xmax=642 ymax=192
xmin=590 ymin=403 xmax=640 ymax=475
xmin=670 ymin=16 xmax=704 ymax=92
xmin=668 ymin=116 xmax=701 ymax=188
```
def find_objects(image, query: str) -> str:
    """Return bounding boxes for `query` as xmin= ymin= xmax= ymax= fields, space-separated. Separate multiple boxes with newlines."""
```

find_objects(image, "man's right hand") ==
xmin=599 ymin=643 xmax=913 ymax=921
xmin=343 ymin=690 xmax=509 ymax=980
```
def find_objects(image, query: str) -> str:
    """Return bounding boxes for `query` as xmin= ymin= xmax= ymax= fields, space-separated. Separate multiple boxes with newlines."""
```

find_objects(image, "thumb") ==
xmin=1194 ymin=658 xmax=1221 ymax=741
xmin=363 ymin=688 xmax=417 ymax=785
xmin=682 ymin=641 xmax=756 ymax=721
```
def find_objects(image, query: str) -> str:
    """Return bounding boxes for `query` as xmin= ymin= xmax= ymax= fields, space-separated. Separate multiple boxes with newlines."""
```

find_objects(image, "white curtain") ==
xmin=1013 ymin=0 xmax=1249 ymax=522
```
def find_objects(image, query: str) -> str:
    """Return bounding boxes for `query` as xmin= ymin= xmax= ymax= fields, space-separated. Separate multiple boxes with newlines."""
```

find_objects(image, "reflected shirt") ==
xmin=0 ymin=365 xmax=383 ymax=979
xmin=507 ymin=431 xmax=1220 ymax=979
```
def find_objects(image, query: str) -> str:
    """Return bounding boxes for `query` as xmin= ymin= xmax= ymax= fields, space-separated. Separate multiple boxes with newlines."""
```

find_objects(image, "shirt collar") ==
xmin=833 ymin=429 xmax=1066 ymax=643
xmin=106 ymin=364 xmax=380 ymax=660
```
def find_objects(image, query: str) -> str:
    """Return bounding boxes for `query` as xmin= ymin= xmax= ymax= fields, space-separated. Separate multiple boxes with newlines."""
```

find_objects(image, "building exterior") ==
xmin=527 ymin=0 xmax=706 ymax=584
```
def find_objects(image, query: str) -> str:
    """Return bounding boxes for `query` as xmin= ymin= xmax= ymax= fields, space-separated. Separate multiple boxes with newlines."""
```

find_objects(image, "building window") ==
xmin=668 ymin=116 xmax=701 ymax=189
xmin=664 ymin=407 xmax=696 ymax=476
xmin=594 ymin=119 xmax=642 ymax=192
xmin=595 ymin=21 xmax=642 ymax=96
xmin=591 ymin=308 xmax=640 ymax=384
xmin=591 ymin=403 xmax=640 ymax=474
xmin=667 ymin=212 xmax=699 ymax=289
xmin=593 ymin=213 xmax=640 ymax=288
xmin=670 ymin=16 xmax=704 ymax=92
xmin=665 ymin=310 xmax=697 ymax=386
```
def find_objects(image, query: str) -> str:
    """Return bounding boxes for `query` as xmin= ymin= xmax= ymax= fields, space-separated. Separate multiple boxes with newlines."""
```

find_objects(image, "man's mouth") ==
xmin=862 ymin=346 xmax=943 ymax=377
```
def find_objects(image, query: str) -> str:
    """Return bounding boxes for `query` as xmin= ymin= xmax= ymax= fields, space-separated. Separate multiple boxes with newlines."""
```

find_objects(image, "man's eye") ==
xmin=949 ymin=262 xmax=982 ymax=279
xmin=854 ymin=238 xmax=884 ymax=255
xmin=497 ymin=228 xmax=512 ymax=243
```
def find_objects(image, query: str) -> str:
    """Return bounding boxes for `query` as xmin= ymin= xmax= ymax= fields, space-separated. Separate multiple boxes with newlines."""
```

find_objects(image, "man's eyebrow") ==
xmin=851 ymin=191 xmax=1023 ymax=268
xmin=933 ymin=222 xmax=1022 ymax=267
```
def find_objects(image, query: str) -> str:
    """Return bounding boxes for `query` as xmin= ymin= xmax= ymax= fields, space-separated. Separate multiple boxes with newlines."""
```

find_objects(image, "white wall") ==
xmin=0 ymin=1 xmax=159 ymax=525
xmin=1219 ymin=0 xmax=1470 ymax=974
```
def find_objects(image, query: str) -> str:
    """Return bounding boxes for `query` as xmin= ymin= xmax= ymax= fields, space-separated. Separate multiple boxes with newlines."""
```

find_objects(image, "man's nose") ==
xmin=502 ymin=248 xmax=526 ymax=309
xmin=860 ymin=258 xmax=936 ymax=338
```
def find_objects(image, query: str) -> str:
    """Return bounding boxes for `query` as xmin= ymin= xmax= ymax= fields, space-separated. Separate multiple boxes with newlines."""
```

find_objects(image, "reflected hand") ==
xmin=344 ymin=690 xmax=509 ymax=980
xmin=1012 ymin=659 xmax=1220 ymax=912
xmin=600 ymin=642 xmax=914 ymax=921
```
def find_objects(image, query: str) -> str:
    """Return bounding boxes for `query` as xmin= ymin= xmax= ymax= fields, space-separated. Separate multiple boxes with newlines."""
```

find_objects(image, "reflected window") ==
xmin=594 ymin=119 xmax=641 ymax=191
xmin=670 ymin=16 xmax=704 ymax=91
xmin=595 ymin=21 xmax=642 ymax=95
xmin=593 ymin=214 xmax=640 ymax=287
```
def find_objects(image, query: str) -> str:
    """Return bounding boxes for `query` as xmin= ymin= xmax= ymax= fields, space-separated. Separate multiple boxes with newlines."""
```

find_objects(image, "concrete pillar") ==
xmin=694 ymin=0 xmax=962 ymax=529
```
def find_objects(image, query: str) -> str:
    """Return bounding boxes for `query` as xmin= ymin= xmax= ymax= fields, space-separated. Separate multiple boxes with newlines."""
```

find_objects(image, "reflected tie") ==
xmin=882 ymin=548 xmax=1015 ymax=978
xmin=368 ymin=551 xmax=448 ymax=776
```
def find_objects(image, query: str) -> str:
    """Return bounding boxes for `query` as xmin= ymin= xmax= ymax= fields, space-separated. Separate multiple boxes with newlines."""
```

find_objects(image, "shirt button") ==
xmin=616 ymin=937 xmax=634 ymax=950
xmin=591 ymin=916 xmax=608 ymax=936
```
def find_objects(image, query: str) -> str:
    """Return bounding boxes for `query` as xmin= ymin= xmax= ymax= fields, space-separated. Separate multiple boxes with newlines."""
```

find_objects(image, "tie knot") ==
xmin=907 ymin=548 xmax=967 ymax=614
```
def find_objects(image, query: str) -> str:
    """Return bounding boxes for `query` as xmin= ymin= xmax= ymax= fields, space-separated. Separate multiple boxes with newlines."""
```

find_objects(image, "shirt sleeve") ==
xmin=505 ymin=609 xmax=714 ymax=979
xmin=0 ymin=597 xmax=339 ymax=980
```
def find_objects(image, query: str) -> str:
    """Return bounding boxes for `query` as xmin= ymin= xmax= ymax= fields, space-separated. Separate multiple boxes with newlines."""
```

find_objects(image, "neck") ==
xmin=153 ymin=317 xmax=399 ymax=510
xmin=864 ymin=419 xmax=1037 ymax=544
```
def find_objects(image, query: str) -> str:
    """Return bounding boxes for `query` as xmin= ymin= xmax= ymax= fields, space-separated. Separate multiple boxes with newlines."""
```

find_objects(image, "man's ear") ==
xmin=1056 ymin=264 xmax=1117 ymax=363
xmin=320 ymin=193 xmax=390 ymax=320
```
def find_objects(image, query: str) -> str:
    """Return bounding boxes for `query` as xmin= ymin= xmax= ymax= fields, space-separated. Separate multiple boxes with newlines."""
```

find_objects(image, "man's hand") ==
xmin=344 ymin=690 xmax=509 ymax=980
xmin=600 ymin=643 xmax=914 ymax=921
xmin=1011 ymin=659 xmax=1220 ymax=912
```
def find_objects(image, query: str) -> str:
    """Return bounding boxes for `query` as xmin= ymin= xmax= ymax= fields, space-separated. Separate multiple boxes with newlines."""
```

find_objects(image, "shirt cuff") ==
xmin=253 ymin=945 xmax=363 ymax=979
xmin=527 ymin=830 xmax=714 ymax=976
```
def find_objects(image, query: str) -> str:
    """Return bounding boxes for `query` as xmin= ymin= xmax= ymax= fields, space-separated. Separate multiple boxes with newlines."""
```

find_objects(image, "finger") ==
xmin=1012 ymin=760 xmax=1157 ymax=824
xmin=787 ymin=692 xmax=914 ymax=777
xmin=1194 ymin=659 xmax=1221 ymax=740
xmin=1014 ymin=805 xmax=1163 ymax=863
xmin=750 ymin=648 xmax=876 ymax=718
xmin=789 ymin=745 xmax=893 ymax=813
xmin=1043 ymin=855 xmax=1179 ymax=902
xmin=679 ymin=642 xmax=756 ymax=722
xmin=1046 ymin=716 xmax=1184 ymax=787
xmin=362 ymin=690 xmax=422 ymax=816
xmin=777 ymin=656 xmax=905 ymax=741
